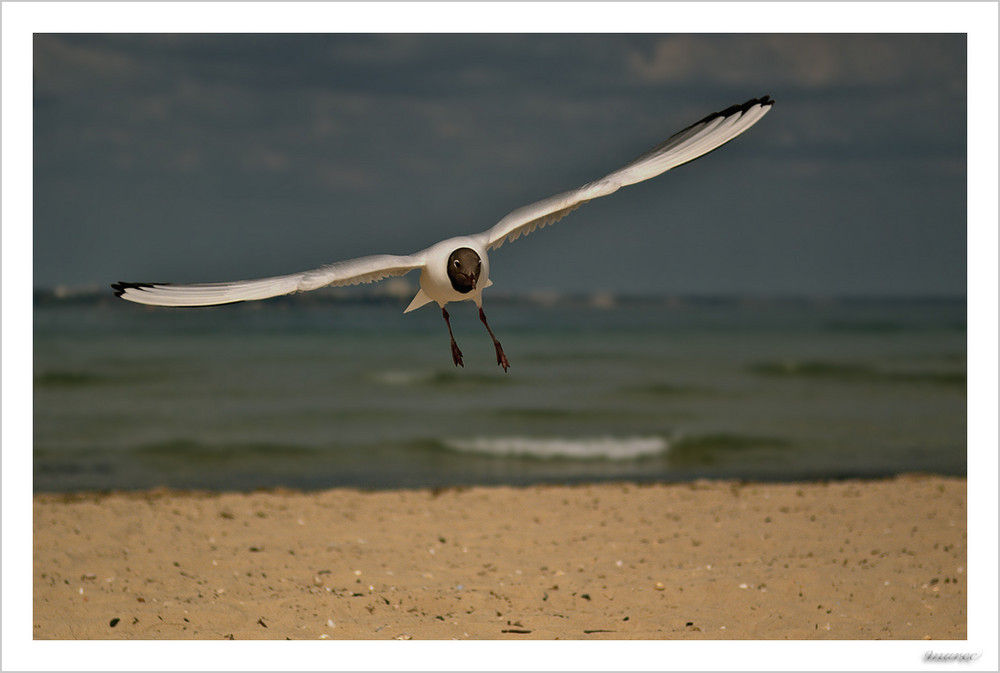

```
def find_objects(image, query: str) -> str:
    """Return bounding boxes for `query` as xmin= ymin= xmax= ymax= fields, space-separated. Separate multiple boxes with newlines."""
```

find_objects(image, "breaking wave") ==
xmin=441 ymin=436 xmax=669 ymax=460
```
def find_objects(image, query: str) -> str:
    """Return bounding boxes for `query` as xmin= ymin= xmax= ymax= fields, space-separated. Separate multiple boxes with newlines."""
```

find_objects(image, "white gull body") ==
xmin=402 ymin=235 xmax=493 ymax=314
xmin=114 ymin=96 xmax=775 ymax=370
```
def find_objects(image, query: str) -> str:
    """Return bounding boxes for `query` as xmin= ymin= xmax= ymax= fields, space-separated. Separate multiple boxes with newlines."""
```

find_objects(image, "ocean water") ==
xmin=33 ymin=294 xmax=966 ymax=492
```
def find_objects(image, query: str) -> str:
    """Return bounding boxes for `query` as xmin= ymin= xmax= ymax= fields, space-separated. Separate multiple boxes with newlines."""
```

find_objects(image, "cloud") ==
xmin=33 ymin=34 xmax=141 ymax=96
xmin=626 ymin=34 xmax=964 ymax=90
xmin=31 ymin=34 xmax=967 ymax=296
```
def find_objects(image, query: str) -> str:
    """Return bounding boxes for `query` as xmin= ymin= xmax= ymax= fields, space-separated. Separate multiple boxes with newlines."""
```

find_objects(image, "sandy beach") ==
xmin=33 ymin=475 xmax=965 ymax=641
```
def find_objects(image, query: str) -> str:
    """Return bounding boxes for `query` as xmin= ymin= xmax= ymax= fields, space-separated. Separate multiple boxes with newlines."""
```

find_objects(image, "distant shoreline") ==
xmin=33 ymin=285 xmax=969 ymax=308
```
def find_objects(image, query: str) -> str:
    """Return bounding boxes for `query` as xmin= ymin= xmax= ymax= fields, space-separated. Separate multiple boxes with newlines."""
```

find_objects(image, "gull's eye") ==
xmin=453 ymin=259 xmax=461 ymax=268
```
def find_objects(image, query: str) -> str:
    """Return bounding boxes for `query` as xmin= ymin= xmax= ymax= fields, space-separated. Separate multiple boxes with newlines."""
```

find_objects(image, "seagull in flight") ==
xmin=114 ymin=96 xmax=774 ymax=371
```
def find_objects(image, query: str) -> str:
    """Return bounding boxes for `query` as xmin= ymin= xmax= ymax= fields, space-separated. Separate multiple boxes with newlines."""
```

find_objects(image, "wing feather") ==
xmin=114 ymin=97 xmax=774 ymax=308
xmin=482 ymin=96 xmax=774 ymax=251
xmin=112 ymin=253 xmax=425 ymax=307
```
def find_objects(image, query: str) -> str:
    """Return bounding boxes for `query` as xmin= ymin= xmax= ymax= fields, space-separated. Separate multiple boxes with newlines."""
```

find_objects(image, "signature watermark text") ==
xmin=925 ymin=650 xmax=983 ymax=664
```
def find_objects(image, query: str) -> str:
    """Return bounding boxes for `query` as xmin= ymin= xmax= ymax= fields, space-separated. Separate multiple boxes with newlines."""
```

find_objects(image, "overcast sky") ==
xmin=33 ymin=33 xmax=967 ymax=297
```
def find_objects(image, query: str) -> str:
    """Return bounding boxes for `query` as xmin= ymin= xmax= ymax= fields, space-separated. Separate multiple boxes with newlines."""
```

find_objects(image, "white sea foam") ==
xmin=443 ymin=436 xmax=669 ymax=460
xmin=371 ymin=370 xmax=432 ymax=386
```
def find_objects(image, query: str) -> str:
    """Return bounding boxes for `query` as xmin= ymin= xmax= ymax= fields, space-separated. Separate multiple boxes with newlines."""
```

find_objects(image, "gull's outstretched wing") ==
xmin=112 ymin=253 xmax=426 ymax=307
xmin=480 ymin=96 xmax=774 ymax=250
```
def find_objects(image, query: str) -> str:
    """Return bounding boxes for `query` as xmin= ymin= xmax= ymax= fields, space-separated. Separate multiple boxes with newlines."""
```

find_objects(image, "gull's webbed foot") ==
xmin=494 ymin=342 xmax=509 ymax=372
xmin=450 ymin=339 xmax=465 ymax=368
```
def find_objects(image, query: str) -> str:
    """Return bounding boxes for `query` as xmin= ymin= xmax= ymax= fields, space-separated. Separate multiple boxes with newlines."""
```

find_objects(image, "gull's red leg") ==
xmin=479 ymin=307 xmax=510 ymax=372
xmin=442 ymin=307 xmax=463 ymax=367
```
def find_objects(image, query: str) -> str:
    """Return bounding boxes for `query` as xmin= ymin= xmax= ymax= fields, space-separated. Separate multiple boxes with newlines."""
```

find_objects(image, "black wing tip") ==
xmin=111 ymin=281 xmax=166 ymax=298
xmin=696 ymin=95 xmax=775 ymax=127
xmin=110 ymin=281 xmax=246 ymax=307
